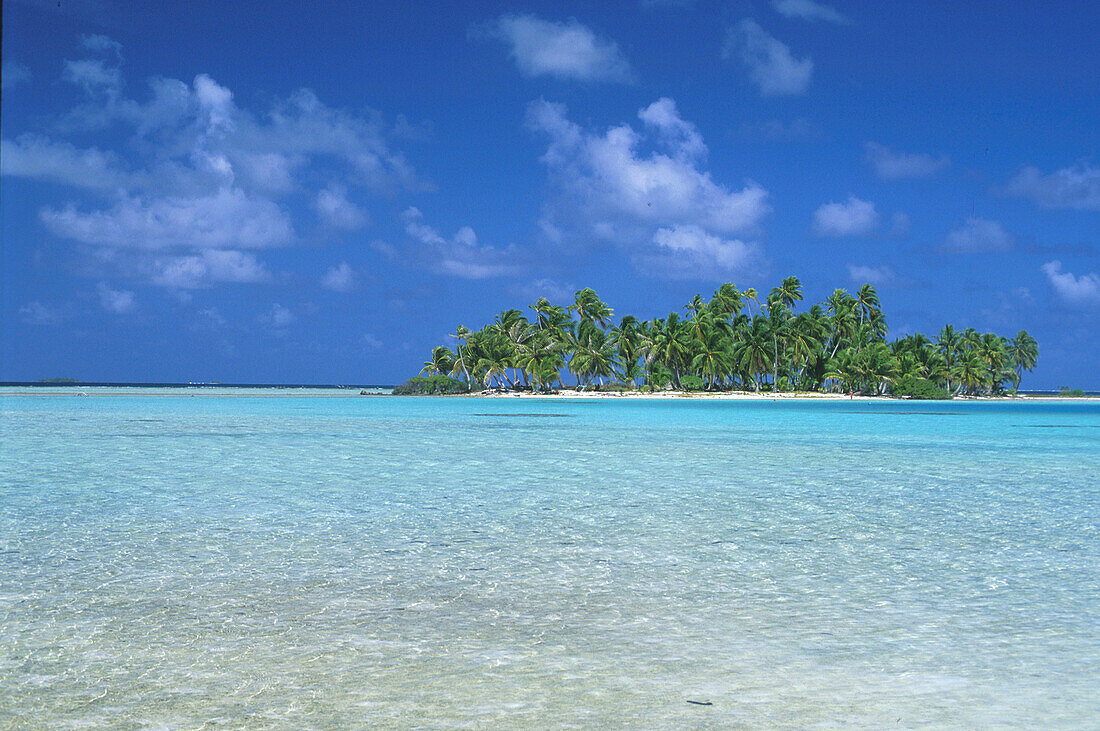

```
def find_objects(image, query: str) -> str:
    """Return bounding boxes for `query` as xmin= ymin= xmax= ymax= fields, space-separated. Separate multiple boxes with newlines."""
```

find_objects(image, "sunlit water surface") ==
xmin=1 ymin=390 xmax=1097 ymax=727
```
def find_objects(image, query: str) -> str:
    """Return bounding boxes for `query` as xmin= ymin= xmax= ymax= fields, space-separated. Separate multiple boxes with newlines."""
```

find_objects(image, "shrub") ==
xmin=1058 ymin=386 xmax=1087 ymax=397
xmin=680 ymin=375 xmax=706 ymax=391
xmin=392 ymin=375 xmax=471 ymax=395
xmin=891 ymin=375 xmax=951 ymax=400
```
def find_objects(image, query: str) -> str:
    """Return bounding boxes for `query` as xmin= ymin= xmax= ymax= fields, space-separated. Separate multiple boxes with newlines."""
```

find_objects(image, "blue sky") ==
xmin=2 ymin=0 xmax=1097 ymax=387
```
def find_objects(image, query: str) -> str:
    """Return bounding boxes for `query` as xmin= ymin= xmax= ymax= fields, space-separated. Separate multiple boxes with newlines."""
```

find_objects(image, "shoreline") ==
xmin=468 ymin=389 xmax=1100 ymax=402
xmin=1 ymin=387 xmax=1097 ymax=402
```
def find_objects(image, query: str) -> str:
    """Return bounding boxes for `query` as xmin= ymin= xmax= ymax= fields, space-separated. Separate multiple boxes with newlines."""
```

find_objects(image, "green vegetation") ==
xmin=37 ymin=377 xmax=80 ymax=384
xmin=414 ymin=279 xmax=1039 ymax=397
xmin=890 ymin=375 xmax=952 ymax=400
xmin=1057 ymin=386 xmax=1088 ymax=397
xmin=392 ymin=375 xmax=471 ymax=395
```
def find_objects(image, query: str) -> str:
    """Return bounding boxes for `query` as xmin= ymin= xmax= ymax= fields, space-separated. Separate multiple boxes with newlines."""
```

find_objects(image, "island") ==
xmin=398 ymin=278 xmax=1039 ymax=399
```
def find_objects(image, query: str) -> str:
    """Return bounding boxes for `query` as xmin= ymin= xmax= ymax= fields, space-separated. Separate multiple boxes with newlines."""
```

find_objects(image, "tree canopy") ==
xmin=412 ymin=278 xmax=1038 ymax=397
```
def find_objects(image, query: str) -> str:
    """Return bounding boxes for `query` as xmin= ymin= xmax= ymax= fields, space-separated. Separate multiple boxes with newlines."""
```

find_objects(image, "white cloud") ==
xmin=41 ymin=187 xmax=294 ymax=250
xmin=1040 ymin=261 xmax=1100 ymax=307
xmin=771 ymin=0 xmax=850 ymax=24
xmin=193 ymin=74 xmax=235 ymax=132
xmin=864 ymin=142 xmax=950 ymax=179
xmin=4 ymin=42 xmax=421 ymax=293
xmin=151 ymin=250 xmax=270 ymax=288
xmin=63 ymin=58 xmax=121 ymax=96
xmin=812 ymin=196 xmax=879 ymax=237
xmin=846 ymin=263 xmax=895 ymax=287
xmin=263 ymin=303 xmax=295 ymax=327
xmin=314 ymin=185 xmax=367 ymax=229
xmin=363 ymin=333 xmax=383 ymax=349
xmin=645 ymin=225 xmax=763 ymax=279
xmin=480 ymin=14 xmax=634 ymax=83
xmin=529 ymin=98 xmax=769 ymax=237
xmin=638 ymin=98 xmax=707 ymax=160
xmin=321 ymin=261 xmax=356 ymax=292
xmin=1 ymin=134 xmax=131 ymax=191
xmin=1005 ymin=163 xmax=1100 ymax=211
xmin=943 ymin=217 xmax=1013 ymax=253
xmin=97 ymin=282 xmax=135 ymax=314
xmin=528 ymin=98 xmax=769 ymax=278
xmin=2 ymin=62 xmax=31 ymax=90
xmin=81 ymin=34 xmax=122 ymax=55
xmin=402 ymin=207 xmax=522 ymax=279
xmin=725 ymin=19 xmax=812 ymax=95
xmin=19 ymin=301 xmax=65 ymax=325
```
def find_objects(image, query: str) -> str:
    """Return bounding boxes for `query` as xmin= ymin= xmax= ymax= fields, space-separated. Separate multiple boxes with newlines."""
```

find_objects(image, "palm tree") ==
xmin=765 ymin=296 xmax=793 ymax=390
xmin=936 ymin=325 xmax=960 ymax=392
xmin=732 ymin=317 xmax=772 ymax=391
xmin=691 ymin=325 xmax=732 ymax=389
xmin=1008 ymin=330 xmax=1039 ymax=391
xmin=825 ymin=289 xmax=857 ymax=359
xmin=684 ymin=294 xmax=707 ymax=318
xmin=645 ymin=313 xmax=692 ymax=389
xmin=787 ymin=310 xmax=825 ymax=389
xmin=854 ymin=283 xmax=881 ymax=327
xmin=770 ymin=275 xmax=804 ymax=310
xmin=610 ymin=315 xmax=644 ymax=387
xmin=859 ymin=342 xmax=901 ymax=395
xmin=570 ymin=321 xmax=617 ymax=388
xmin=569 ymin=288 xmax=613 ymax=328
xmin=743 ymin=288 xmax=760 ymax=316
xmin=448 ymin=326 xmax=472 ymax=384
xmin=412 ymin=275 xmax=1040 ymax=399
xmin=421 ymin=346 xmax=456 ymax=376
xmin=709 ymin=282 xmax=744 ymax=320
xmin=951 ymin=350 xmax=989 ymax=396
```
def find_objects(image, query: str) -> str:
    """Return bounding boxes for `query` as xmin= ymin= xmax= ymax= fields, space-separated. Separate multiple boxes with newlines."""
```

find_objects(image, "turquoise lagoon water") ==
xmin=1 ymin=390 xmax=1097 ymax=727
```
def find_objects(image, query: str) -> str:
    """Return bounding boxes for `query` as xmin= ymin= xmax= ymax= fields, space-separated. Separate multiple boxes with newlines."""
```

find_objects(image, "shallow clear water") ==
xmin=1 ymin=391 xmax=1097 ymax=728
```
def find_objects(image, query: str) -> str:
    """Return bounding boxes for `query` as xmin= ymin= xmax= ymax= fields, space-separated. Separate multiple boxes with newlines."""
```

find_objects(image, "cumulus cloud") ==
xmin=638 ymin=98 xmax=707 ymax=160
xmin=864 ymin=142 xmax=950 ymax=179
xmin=3 ymin=38 xmax=420 ymax=293
xmin=478 ymin=14 xmax=634 ymax=83
xmin=724 ymin=19 xmax=812 ymax=95
xmin=771 ymin=0 xmax=850 ymax=24
xmin=812 ymin=196 xmax=879 ymax=237
xmin=321 ymin=262 xmax=356 ymax=292
xmin=151 ymin=250 xmax=270 ymax=288
xmin=528 ymin=97 xmax=769 ymax=278
xmin=943 ymin=217 xmax=1013 ymax=253
xmin=1040 ymin=261 xmax=1100 ymax=307
xmin=644 ymin=225 xmax=763 ymax=279
xmin=529 ymin=98 xmax=768 ymax=236
xmin=81 ymin=34 xmax=122 ymax=55
xmin=1 ymin=134 xmax=131 ymax=191
xmin=97 ymin=282 xmax=135 ymax=314
xmin=63 ymin=58 xmax=121 ymax=96
xmin=314 ymin=185 xmax=368 ymax=229
xmin=1004 ymin=163 xmax=1100 ymax=211
xmin=846 ymin=264 xmax=895 ymax=287
xmin=262 ymin=303 xmax=295 ymax=328
xmin=19 ymin=301 xmax=66 ymax=325
xmin=41 ymin=187 xmax=293 ymax=250
xmin=2 ymin=62 xmax=31 ymax=90
xmin=402 ymin=207 xmax=522 ymax=279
